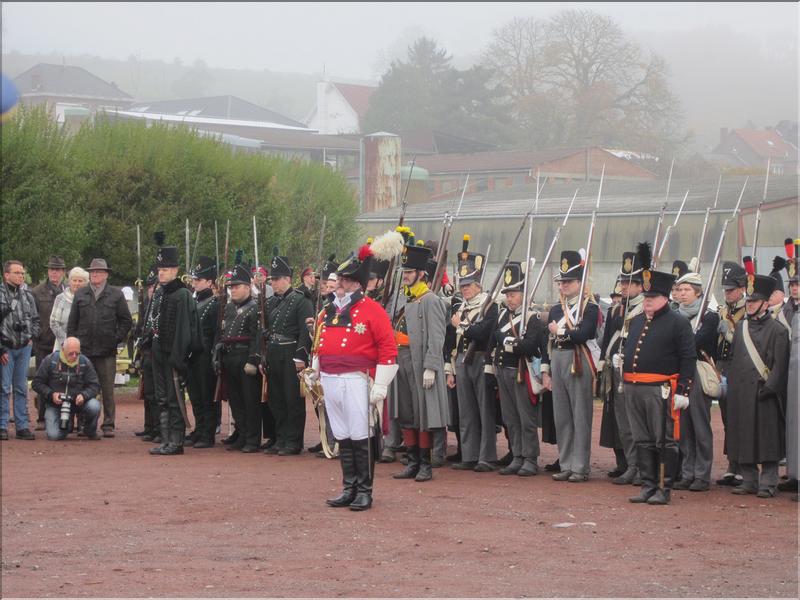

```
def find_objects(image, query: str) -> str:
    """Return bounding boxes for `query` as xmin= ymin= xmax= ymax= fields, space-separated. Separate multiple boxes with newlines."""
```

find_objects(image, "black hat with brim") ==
xmin=227 ymin=264 xmax=251 ymax=286
xmin=337 ymin=246 xmax=373 ymax=289
xmin=747 ymin=273 xmax=777 ymax=301
xmin=721 ymin=261 xmax=747 ymax=289
xmin=270 ymin=254 xmax=292 ymax=279
xmin=401 ymin=245 xmax=432 ymax=272
xmin=191 ymin=256 xmax=217 ymax=281
xmin=555 ymin=250 xmax=583 ymax=282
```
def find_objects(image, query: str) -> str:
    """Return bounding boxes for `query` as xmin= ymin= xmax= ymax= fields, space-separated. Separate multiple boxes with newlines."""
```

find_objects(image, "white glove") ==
xmin=611 ymin=353 xmax=623 ymax=369
xmin=503 ymin=336 xmax=516 ymax=353
xmin=244 ymin=362 xmax=258 ymax=376
xmin=597 ymin=360 xmax=605 ymax=371
xmin=370 ymin=363 xmax=399 ymax=406
xmin=673 ymin=394 xmax=689 ymax=410
xmin=422 ymin=368 xmax=435 ymax=389
xmin=303 ymin=356 xmax=320 ymax=388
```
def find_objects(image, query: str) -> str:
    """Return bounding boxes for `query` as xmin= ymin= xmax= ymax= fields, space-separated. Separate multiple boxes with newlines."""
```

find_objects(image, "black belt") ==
xmin=552 ymin=342 xmax=576 ymax=350
xmin=269 ymin=333 xmax=296 ymax=345
xmin=224 ymin=343 xmax=250 ymax=351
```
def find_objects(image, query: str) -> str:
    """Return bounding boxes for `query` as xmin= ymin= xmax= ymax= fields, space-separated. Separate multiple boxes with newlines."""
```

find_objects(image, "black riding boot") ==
xmin=629 ymin=445 xmax=658 ymax=503
xmin=149 ymin=411 xmax=170 ymax=455
xmin=415 ymin=447 xmax=433 ymax=482
xmin=349 ymin=438 xmax=374 ymax=511
xmin=648 ymin=447 xmax=677 ymax=505
xmin=393 ymin=446 xmax=420 ymax=479
xmin=327 ymin=439 xmax=357 ymax=507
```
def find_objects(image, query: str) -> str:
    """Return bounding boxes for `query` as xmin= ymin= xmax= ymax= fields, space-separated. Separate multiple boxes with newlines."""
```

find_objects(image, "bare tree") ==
xmin=482 ymin=10 xmax=687 ymax=155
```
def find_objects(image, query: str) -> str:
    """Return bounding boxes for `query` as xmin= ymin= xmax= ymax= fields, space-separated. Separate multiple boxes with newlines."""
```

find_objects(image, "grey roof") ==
xmin=128 ymin=95 xmax=305 ymax=128
xmin=14 ymin=63 xmax=132 ymax=100
xmin=358 ymin=175 xmax=799 ymax=222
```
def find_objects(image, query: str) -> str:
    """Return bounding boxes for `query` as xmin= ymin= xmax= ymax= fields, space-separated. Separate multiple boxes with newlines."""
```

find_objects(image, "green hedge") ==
xmin=1 ymin=105 xmax=359 ymax=285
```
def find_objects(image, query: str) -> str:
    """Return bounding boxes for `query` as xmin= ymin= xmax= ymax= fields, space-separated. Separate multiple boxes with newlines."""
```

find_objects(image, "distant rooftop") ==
xmin=358 ymin=175 xmax=799 ymax=222
xmin=14 ymin=63 xmax=132 ymax=100
xmin=129 ymin=95 xmax=305 ymax=128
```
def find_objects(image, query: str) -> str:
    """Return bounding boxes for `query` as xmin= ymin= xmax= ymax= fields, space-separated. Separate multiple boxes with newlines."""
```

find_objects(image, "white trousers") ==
xmin=321 ymin=372 xmax=369 ymax=441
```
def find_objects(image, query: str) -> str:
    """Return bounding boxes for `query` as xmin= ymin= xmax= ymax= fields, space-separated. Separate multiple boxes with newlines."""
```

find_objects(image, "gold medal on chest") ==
xmin=332 ymin=315 xmax=339 ymax=325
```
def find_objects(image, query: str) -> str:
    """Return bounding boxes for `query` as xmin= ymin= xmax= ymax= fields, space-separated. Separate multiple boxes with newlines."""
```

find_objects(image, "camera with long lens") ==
xmin=58 ymin=394 xmax=73 ymax=431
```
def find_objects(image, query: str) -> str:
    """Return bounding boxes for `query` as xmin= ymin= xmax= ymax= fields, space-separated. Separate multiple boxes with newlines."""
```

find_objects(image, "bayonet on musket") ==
xmin=751 ymin=157 xmax=771 ymax=272
xmin=696 ymin=175 xmax=722 ymax=271
xmin=656 ymin=189 xmax=690 ymax=263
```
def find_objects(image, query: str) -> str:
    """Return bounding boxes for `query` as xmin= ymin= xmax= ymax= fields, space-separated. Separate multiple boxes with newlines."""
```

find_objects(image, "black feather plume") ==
xmin=772 ymin=256 xmax=786 ymax=272
xmin=327 ymin=253 xmax=336 ymax=261
xmin=272 ymin=245 xmax=280 ymax=257
xmin=154 ymin=231 xmax=165 ymax=246
xmin=636 ymin=241 xmax=652 ymax=271
xmin=234 ymin=249 xmax=243 ymax=266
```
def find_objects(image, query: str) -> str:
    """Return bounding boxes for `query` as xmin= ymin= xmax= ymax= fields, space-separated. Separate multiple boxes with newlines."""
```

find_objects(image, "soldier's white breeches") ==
xmin=321 ymin=372 xmax=369 ymax=441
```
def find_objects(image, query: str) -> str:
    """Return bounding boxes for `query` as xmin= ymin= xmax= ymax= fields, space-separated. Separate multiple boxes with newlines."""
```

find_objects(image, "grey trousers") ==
xmin=740 ymin=462 xmax=779 ymax=493
xmin=625 ymin=383 xmax=677 ymax=451
xmin=455 ymin=351 xmax=497 ymax=464
xmin=612 ymin=369 xmax=637 ymax=470
xmin=497 ymin=366 xmax=540 ymax=461
xmin=679 ymin=376 xmax=714 ymax=484
xmin=550 ymin=349 xmax=593 ymax=475
xmin=90 ymin=354 xmax=117 ymax=431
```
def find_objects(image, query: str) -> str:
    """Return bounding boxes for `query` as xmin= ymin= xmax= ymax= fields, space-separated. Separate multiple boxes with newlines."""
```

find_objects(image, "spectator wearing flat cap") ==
xmin=30 ymin=255 xmax=66 ymax=429
xmin=67 ymin=258 xmax=132 ymax=437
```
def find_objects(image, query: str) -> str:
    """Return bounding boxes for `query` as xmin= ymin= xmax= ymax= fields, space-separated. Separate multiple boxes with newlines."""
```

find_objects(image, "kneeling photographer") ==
xmin=32 ymin=337 xmax=101 ymax=440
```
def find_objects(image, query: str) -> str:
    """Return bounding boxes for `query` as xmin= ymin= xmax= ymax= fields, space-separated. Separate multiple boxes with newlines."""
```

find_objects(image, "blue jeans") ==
xmin=44 ymin=398 xmax=101 ymax=440
xmin=1 ymin=344 xmax=32 ymax=430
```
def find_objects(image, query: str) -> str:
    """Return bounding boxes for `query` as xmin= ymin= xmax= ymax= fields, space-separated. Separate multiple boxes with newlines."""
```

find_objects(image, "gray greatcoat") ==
xmin=400 ymin=290 xmax=449 ymax=430
xmin=727 ymin=311 xmax=790 ymax=465
xmin=786 ymin=310 xmax=798 ymax=479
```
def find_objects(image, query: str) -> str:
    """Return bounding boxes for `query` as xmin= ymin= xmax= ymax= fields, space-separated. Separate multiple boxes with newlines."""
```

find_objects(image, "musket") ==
xmin=655 ymin=189 xmax=689 ymax=264
xmin=313 ymin=215 xmax=327 ymax=319
xmin=652 ymin=158 xmax=674 ymax=262
xmin=190 ymin=223 xmax=202 ymax=270
xmin=380 ymin=156 xmax=416 ymax=307
xmin=696 ymin=175 xmax=722 ymax=271
xmin=526 ymin=188 xmax=579 ymax=307
xmin=213 ymin=219 xmax=231 ymax=408
xmin=134 ymin=225 xmax=145 ymax=377
xmin=462 ymin=189 xmax=538 ymax=364
xmin=577 ymin=164 xmax=605 ymax=322
xmin=431 ymin=173 xmax=470 ymax=294
xmin=751 ymin=157 xmax=771 ymax=272
xmin=693 ymin=177 xmax=749 ymax=332
xmin=253 ymin=216 xmax=269 ymax=405
xmin=185 ymin=219 xmax=190 ymax=278
xmin=214 ymin=220 xmax=220 ymax=276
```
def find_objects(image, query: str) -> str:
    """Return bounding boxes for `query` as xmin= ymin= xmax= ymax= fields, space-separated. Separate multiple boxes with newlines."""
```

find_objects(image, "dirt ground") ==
xmin=1 ymin=390 xmax=797 ymax=598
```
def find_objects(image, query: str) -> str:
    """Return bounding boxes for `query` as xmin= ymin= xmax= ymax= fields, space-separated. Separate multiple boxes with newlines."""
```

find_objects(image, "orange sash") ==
xmin=394 ymin=331 xmax=410 ymax=347
xmin=623 ymin=372 xmax=681 ymax=440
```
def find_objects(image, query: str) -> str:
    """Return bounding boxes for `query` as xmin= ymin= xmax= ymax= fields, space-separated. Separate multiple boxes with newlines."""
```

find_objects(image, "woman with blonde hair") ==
xmin=50 ymin=266 xmax=89 ymax=351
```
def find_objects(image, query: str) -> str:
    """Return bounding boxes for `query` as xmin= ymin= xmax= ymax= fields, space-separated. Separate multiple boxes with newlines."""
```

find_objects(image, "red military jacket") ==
xmin=315 ymin=291 xmax=397 ymax=377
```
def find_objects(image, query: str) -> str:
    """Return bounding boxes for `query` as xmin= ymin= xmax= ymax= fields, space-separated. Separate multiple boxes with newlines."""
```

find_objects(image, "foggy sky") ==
xmin=2 ymin=2 xmax=797 ymax=81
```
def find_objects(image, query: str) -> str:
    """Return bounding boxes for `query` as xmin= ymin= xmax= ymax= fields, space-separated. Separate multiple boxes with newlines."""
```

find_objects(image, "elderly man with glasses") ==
xmin=31 ymin=336 xmax=101 ymax=441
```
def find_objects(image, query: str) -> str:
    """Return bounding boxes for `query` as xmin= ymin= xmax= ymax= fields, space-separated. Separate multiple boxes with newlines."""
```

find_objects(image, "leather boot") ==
xmin=415 ymin=448 xmax=433 ymax=482
xmin=393 ymin=446 xmax=420 ymax=479
xmin=629 ymin=446 xmax=658 ymax=503
xmin=349 ymin=438 xmax=373 ymax=511
xmin=149 ymin=410 xmax=170 ymax=455
xmin=327 ymin=440 xmax=357 ymax=507
xmin=613 ymin=466 xmax=638 ymax=485
xmin=648 ymin=448 xmax=677 ymax=505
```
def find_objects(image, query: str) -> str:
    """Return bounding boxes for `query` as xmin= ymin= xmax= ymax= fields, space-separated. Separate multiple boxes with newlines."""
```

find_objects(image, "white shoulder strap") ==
xmin=742 ymin=320 xmax=770 ymax=382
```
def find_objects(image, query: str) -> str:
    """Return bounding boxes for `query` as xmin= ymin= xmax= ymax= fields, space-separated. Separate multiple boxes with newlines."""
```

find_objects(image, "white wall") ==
xmin=307 ymin=82 xmax=360 ymax=135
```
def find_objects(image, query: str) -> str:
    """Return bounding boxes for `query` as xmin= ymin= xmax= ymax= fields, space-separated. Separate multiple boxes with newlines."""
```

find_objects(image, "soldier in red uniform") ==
xmin=304 ymin=245 xmax=398 ymax=511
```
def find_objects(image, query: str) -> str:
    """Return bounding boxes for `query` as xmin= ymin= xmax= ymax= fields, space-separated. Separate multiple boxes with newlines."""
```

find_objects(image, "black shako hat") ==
xmin=637 ymin=241 xmax=676 ymax=298
xmin=671 ymin=260 xmax=689 ymax=279
xmin=457 ymin=235 xmax=485 ymax=286
xmin=401 ymin=245 xmax=432 ymax=272
xmin=747 ymin=273 xmax=777 ymax=301
xmin=500 ymin=261 xmax=525 ymax=293
xmin=555 ymin=250 xmax=583 ymax=282
xmin=155 ymin=246 xmax=180 ymax=269
xmin=617 ymin=251 xmax=643 ymax=283
xmin=191 ymin=256 xmax=217 ymax=281
xmin=270 ymin=246 xmax=292 ymax=279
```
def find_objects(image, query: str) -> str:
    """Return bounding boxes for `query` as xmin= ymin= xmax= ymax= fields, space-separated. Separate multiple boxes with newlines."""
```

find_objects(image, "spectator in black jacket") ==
xmin=32 ymin=337 xmax=101 ymax=440
xmin=67 ymin=258 xmax=132 ymax=437
xmin=672 ymin=270 xmax=720 ymax=492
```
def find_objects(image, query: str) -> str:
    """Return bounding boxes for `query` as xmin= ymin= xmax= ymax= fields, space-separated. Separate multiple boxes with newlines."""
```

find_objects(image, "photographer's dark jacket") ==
xmin=67 ymin=283 xmax=132 ymax=358
xmin=0 ymin=282 xmax=40 ymax=352
xmin=32 ymin=352 xmax=100 ymax=406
